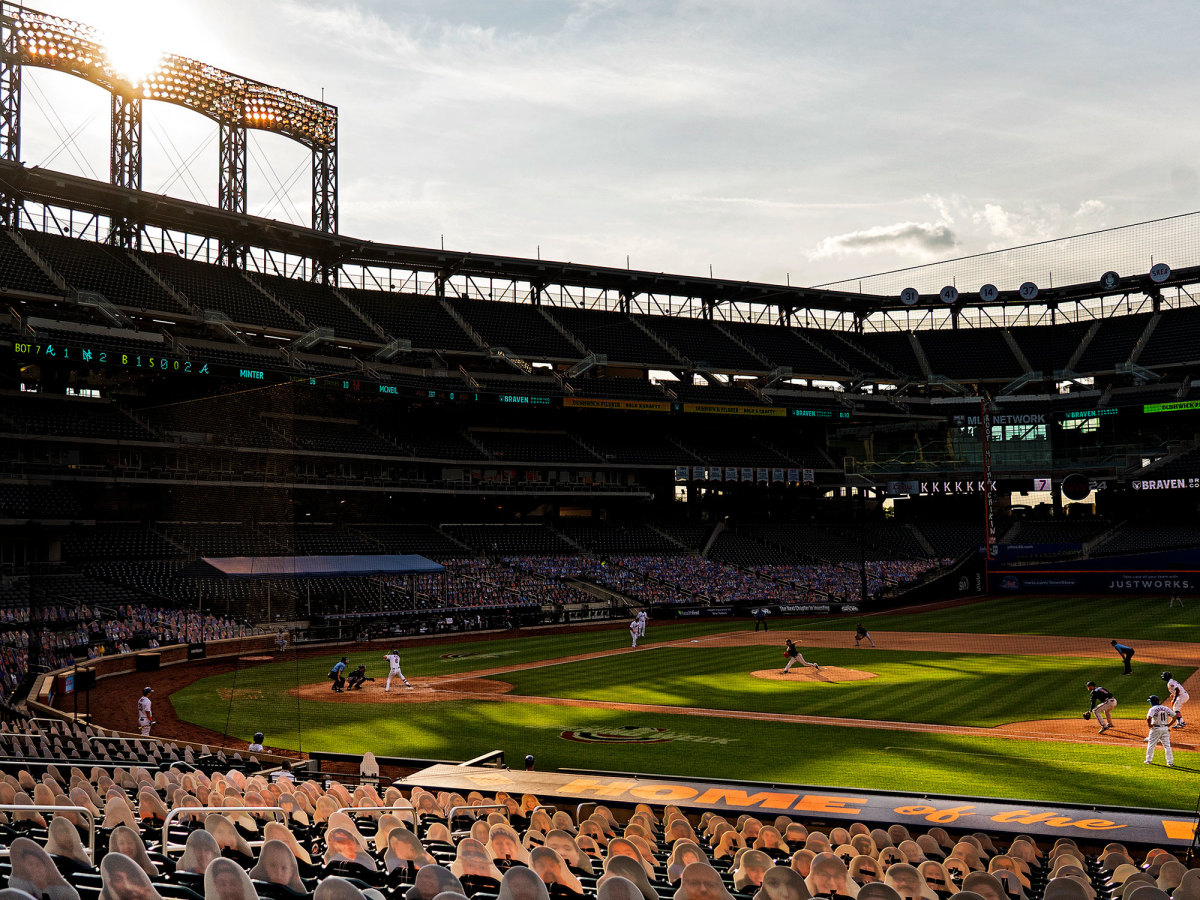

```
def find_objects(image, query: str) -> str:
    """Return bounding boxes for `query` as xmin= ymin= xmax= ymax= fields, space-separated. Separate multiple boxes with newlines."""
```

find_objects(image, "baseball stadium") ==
xmin=1 ymin=4 xmax=1200 ymax=900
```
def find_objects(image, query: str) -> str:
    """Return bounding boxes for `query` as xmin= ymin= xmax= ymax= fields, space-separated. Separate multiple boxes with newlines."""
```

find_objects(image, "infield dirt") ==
xmin=70 ymin=626 xmax=1200 ymax=756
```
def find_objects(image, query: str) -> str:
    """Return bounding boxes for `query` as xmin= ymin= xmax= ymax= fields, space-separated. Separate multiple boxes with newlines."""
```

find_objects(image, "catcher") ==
xmin=346 ymin=665 xmax=375 ymax=690
xmin=1085 ymin=681 xmax=1117 ymax=733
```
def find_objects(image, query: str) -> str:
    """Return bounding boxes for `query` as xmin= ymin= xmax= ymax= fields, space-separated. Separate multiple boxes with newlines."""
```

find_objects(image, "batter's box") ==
xmin=218 ymin=688 xmax=264 ymax=701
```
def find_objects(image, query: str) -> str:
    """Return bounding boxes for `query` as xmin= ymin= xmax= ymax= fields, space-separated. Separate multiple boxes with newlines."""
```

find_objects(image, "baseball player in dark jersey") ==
xmin=1085 ymin=681 xmax=1116 ymax=733
xmin=346 ymin=665 xmax=374 ymax=690
xmin=854 ymin=623 xmax=876 ymax=648
xmin=783 ymin=638 xmax=820 ymax=674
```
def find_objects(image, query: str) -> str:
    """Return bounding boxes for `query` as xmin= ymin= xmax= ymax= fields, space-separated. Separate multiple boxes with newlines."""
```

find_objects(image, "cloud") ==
xmin=809 ymin=221 xmax=956 ymax=259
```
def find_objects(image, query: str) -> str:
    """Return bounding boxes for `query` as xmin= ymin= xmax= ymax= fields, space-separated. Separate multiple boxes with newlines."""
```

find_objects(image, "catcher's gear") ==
xmin=1083 ymin=711 xmax=1092 ymax=720
xmin=1162 ymin=671 xmax=1173 ymax=681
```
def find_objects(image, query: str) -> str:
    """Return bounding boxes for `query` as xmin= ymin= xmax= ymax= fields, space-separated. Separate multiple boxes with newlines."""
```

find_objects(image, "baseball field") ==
xmin=167 ymin=594 xmax=1199 ymax=810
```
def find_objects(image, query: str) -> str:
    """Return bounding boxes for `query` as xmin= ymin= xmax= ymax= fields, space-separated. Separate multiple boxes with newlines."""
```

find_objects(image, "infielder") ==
xmin=630 ymin=618 xmax=639 ymax=648
xmin=1145 ymin=693 xmax=1180 ymax=766
xmin=384 ymin=649 xmax=411 ymax=691
xmin=137 ymin=686 xmax=154 ymax=736
xmin=1162 ymin=671 xmax=1189 ymax=728
xmin=1085 ymin=681 xmax=1116 ymax=733
xmin=783 ymin=638 xmax=820 ymax=674
xmin=854 ymin=623 xmax=876 ymax=648
xmin=637 ymin=610 xmax=647 ymax=639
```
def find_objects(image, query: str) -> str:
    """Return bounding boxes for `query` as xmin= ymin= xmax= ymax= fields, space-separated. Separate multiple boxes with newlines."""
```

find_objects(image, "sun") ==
xmin=101 ymin=28 xmax=164 ymax=85
xmin=65 ymin=1 xmax=217 ymax=85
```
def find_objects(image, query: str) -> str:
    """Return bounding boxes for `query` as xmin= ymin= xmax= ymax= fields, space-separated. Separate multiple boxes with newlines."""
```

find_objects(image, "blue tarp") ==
xmin=184 ymin=554 xmax=444 ymax=579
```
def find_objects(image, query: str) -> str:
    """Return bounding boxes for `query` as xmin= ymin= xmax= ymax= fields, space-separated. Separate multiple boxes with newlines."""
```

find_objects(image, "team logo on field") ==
xmin=559 ymin=725 xmax=735 ymax=745
xmin=439 ymin=650 xmax=519 ymax=661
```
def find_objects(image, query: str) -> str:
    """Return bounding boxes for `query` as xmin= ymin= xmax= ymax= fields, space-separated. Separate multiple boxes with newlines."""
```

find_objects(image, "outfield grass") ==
xmin=168 ymin=596 xmax=1200 ymax=811
xmin=492 ymin=647 xmax=1188 ymax=727
xmin=805 ymin=593 xmax=1200 ymax=641
xmin=170 ymin=679 xmax=1197 ymax=810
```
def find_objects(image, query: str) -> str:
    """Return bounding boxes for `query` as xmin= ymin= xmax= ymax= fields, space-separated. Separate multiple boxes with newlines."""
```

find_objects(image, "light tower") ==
xmin=0 ymin=3 xmax=337 ymax=267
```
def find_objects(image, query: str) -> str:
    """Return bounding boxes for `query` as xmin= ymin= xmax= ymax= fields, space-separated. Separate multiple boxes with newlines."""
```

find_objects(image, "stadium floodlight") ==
xmin=3 ymin=4 xmax=336 ymax=150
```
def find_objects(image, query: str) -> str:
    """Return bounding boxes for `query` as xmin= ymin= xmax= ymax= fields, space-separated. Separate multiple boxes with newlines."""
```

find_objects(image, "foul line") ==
xmin=408 ymin=629 xmax=1200 ymax=753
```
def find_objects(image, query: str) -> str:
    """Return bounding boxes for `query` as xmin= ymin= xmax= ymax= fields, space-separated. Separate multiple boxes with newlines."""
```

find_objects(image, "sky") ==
xmin=14 ymin=1 xmax=1200 ymax=290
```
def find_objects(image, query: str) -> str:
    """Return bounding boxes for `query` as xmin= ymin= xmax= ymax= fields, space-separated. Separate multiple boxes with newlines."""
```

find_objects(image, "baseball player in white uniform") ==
xmin=630 ymin=618 xmax=639 ymax=647
xmin=637 ymin=610 xmax=647 ymax=640
xmin=384 ymin=649 xmax=411 ymax=691
xmin=1145 ymin=694 xmax=1179 ymax=766
xmin=137 ymin=686 xmax=154 ymax=736
xmin=1162 ymin=671 xmax=1189 ymax=728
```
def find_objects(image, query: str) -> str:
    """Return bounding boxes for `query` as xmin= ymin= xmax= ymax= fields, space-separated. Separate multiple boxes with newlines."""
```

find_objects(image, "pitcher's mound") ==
xmin=751 ymin=667 xmax=876 ymax=683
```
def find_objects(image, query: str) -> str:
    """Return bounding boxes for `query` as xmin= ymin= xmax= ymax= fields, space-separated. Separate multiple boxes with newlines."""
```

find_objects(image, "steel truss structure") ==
xmin=8 ymin=159 xmax=1200 ymax=345
xmin=0 ymin=2 xmax=337 ymax=256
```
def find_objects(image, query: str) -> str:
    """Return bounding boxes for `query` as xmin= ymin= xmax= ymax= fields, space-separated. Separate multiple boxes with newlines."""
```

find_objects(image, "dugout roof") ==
xmin=183 ymin=554 xmax=444 ymax=579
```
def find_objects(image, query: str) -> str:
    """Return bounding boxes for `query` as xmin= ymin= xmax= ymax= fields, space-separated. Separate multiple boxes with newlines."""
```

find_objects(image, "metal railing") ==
xmin=161 ymin=806 xmax=286 ymax=857
xmin=447 ymin=804 xmax=507 ymax=839
xmin=0 ymin=804 xmax=95 ymax=858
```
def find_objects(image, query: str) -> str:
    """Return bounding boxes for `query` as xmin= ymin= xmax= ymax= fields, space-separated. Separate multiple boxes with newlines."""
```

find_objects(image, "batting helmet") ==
xmin=1162 ymin=671 xmax=1172 ymax=681
xmin=142 ymin=686 xmax=153 ymax=695
xmin=1086 ymin=681 xmax=1096 ymax=688
xmin=253 ymin=733 xmax=264 ymax=742
xmin=1148 ymin=695 xmax=1162 ymax=705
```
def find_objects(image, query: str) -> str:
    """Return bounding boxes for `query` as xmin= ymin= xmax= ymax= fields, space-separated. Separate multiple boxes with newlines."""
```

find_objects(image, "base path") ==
xmin=281 ymin=629 xmax=1200 ymax=752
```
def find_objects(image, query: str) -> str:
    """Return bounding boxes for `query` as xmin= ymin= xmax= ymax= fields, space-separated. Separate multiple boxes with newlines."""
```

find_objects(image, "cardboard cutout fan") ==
xmin=488 ymin=823 xmax=533 ymax=865
xmin=607 ymin=838 xmax=656 ymax=879
xmin=386 ymin=827 xmax=438 ymax=872
xmin=204 ymin=857 xmax=260 ymax=900
xmin=97 ymin=852 xmax=162 ymax=900
xmin=178 ymin=830 xmax=223 ymax=875
xmin=668 ymin=841 xmax=710 ymax=883
xmin=755 ymin=866 xmax=812 ymax=900
xmin=530 ymin=846 xmax=585 ymax=896
xmin=406 ymin=865 xmax=466 ymax=900
xmin=601 ymin=855 xmax=659 ymax=900
xmin=324 ymin=826 xmax=377 ymax=870
xmin=883 ymin=863 xmax=937 ymax=900
xmin=9 ymin=838 xmax=80 ymax=900
xmin=45 ymin=816 xmax=92 ymax=868
xmin=499 ymin=866 xmax=552 ymax=900
xmin=248 ymin=840 xmax=307 ymax=894
xmin=734 ymin=850 xmax=774 ymax=891
xmin=598 ymin=876 xmax=645 ymax=900
xmin=674 ymin=862 xmax=734 ymax=900
xmin=204 ymin=814 xmax=254 ymax=858
xmin=108 ymin=826 xmax=159 ymax=877
xmin=806 ymin=851 xmax=861 ymax=898
xmin=451 ymin=838 xmax=504 ymax=883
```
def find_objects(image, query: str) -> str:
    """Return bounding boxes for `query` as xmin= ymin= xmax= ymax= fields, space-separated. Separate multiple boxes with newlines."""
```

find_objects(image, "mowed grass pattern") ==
xmin=168 ymin=595 xmax=1200 ymax=810
xmin=493 ymin=647 xmax=1190 ymax=727
xmin=806 ymin=593 xmax=1200 ymax=641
